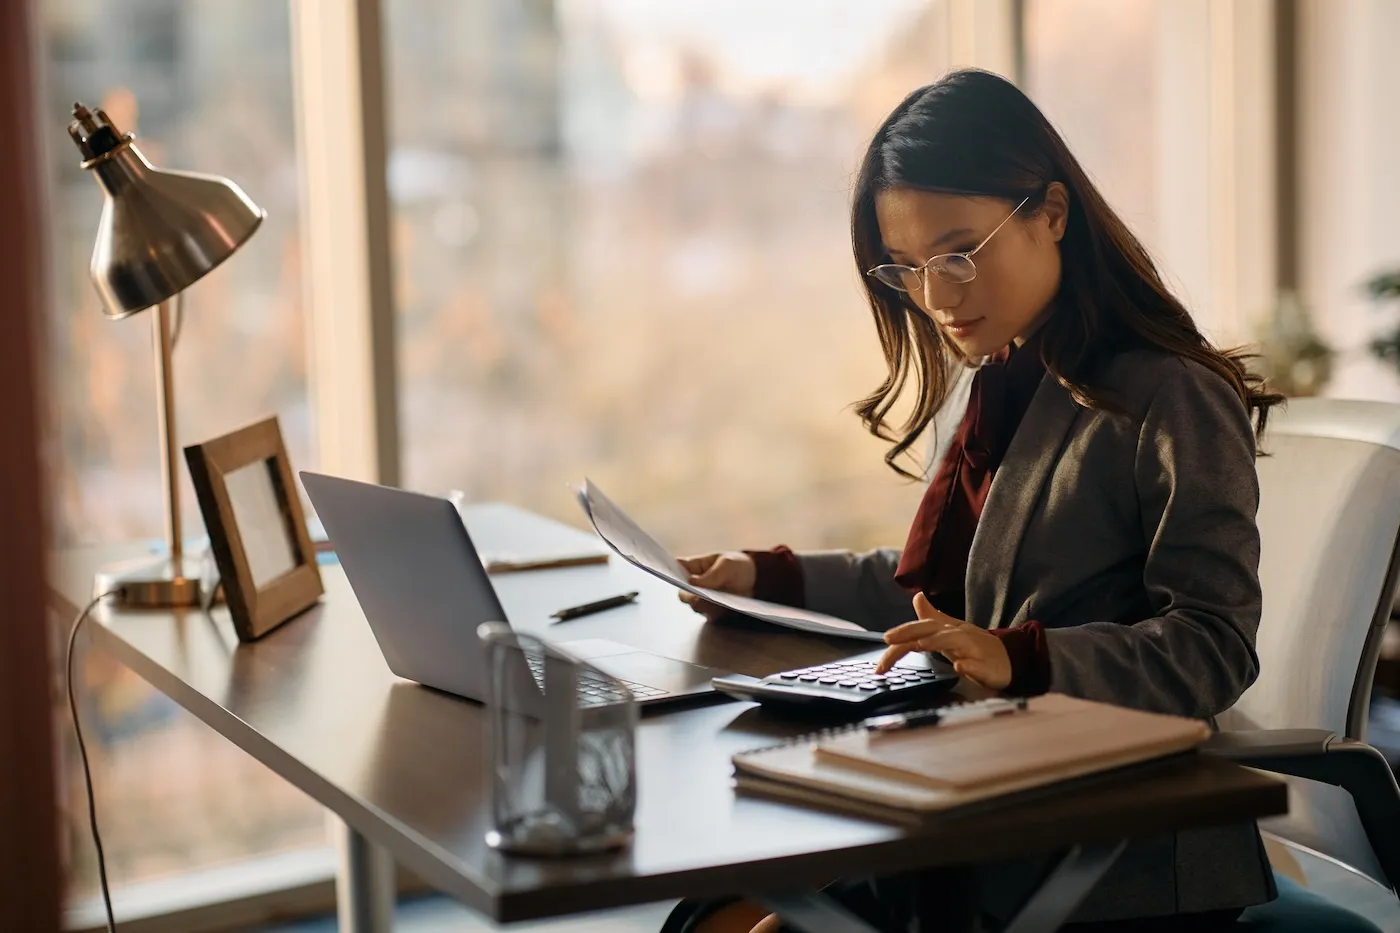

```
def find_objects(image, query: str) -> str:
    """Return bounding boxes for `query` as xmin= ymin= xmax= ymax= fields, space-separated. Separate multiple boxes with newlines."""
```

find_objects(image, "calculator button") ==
xmin=799 ymin=674 xmax=821 ymax=682
xmin=838 ymin=679 xmax=861 ymax=687
xmin=778 ymin=672 xmax=800 ymax=679
xmin=819 ymin=676 xmax=841 ymax=684
xmin=858 ymin=682 xmax=879 ymax=690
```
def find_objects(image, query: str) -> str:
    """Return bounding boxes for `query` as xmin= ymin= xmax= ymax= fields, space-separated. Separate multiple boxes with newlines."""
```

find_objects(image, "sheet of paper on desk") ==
xmin=577 ymin=479 xmax=885 ymax=642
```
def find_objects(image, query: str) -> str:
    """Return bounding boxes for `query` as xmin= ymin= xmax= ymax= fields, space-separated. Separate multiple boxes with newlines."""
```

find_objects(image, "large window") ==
xmin=41 ymin=0 xmax=324 ymax=905
xmin=1021 ymin=0 xmax=1158 ymax=254
xmin=1022 ymin=0 xmax=1278 ymax=354
xmin=1296 ymin=0 xmax=1400 ymax=401
xmin=386 ymin=0 xmax=953 ymax=556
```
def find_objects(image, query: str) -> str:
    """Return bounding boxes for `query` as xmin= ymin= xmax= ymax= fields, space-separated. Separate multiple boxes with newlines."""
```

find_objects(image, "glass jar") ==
xmin=477 ymin=622 xmax=637 ymax=856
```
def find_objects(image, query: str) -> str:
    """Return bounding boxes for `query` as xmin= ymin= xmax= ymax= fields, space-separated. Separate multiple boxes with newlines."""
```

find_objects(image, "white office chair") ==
xmin=1209 ymin=398 xmax=1400 ymax=927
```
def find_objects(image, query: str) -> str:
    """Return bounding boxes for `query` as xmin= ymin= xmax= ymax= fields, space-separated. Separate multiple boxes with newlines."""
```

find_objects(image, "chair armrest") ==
xmin=1203 ymin=729 xmax=1337 ymax=759
xmin=1204 ymin=729 xmax=1400 ymax=891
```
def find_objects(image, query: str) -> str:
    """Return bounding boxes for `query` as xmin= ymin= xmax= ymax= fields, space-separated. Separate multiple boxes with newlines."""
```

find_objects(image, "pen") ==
xmin=550 ymin=591 xmax=640 ymax=622
xmin=862 ymin=696 xmax=1029 ymax=732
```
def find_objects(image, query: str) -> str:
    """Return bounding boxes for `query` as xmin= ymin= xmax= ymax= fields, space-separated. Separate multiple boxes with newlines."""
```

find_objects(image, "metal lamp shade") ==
xmin=87 ymin=142 xmax=265 ymax=318
xmin=70 ymin=102 xmax=266 ymax=607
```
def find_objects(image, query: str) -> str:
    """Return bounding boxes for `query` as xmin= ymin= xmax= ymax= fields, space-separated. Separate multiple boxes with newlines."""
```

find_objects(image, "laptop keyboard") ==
xmin=525 ymin=656 xmax=667 ymax=706
xmin=579 ymin=673 xmax=667 ymax=706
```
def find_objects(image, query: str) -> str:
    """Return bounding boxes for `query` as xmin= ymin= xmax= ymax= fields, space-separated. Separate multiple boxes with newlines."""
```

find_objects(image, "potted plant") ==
xmin=1254 ymin=290 xmax=1334 ymax=397
xmin=1367 ymin=268 xmax=1400 ymax=373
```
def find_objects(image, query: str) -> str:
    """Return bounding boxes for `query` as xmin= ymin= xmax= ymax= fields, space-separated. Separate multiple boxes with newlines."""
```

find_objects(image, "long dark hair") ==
xmin=852 ymin=69 xmax=1282 ymax=477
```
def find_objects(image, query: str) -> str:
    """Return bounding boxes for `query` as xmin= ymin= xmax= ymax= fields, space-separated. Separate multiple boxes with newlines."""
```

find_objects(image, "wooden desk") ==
xmin=49 ymin=504 xmax=1287 ymax=933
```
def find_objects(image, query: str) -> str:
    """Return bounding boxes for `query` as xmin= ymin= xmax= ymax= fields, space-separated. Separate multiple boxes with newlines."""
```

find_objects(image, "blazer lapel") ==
xmin=966 ymin=374 xmax=1081 ymax=630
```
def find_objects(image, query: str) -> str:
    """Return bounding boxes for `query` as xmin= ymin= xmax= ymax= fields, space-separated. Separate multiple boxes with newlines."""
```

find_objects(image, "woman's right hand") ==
xmin=677 ymin=552 xmax=757 ymax=622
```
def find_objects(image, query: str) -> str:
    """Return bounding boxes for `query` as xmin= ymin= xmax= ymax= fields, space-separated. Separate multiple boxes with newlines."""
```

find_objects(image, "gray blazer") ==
xmin=795 ymin=348 xmax=1274 ymax=921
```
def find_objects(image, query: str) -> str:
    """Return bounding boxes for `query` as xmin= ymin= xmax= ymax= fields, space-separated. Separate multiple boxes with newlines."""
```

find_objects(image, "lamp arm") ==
xmin=152 ymin=299 xmax=182 ymax=566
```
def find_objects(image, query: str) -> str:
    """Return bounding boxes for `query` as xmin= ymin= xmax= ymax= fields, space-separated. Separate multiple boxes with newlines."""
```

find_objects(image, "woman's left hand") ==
xmin=875 ymin=592 xmax=1012 ymax=690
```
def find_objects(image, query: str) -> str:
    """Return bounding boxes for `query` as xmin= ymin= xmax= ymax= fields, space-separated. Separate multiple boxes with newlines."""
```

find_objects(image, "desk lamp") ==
xmin=67 ymin=102 xmax=265 ymax=607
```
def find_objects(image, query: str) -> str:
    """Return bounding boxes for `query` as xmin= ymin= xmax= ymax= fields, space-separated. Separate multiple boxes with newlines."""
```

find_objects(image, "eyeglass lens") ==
xmin=875 ymin=254 xmax=976 ymax=292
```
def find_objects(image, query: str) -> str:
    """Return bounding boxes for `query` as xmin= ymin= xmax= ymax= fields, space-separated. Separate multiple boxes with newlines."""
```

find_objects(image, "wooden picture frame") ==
xmin=184 ymin=416 xmax=323 ymax=641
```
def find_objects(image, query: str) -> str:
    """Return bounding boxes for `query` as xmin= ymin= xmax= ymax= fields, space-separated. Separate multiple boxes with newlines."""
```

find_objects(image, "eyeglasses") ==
xmin=867 ymin=195 xmax=1030 ymax=293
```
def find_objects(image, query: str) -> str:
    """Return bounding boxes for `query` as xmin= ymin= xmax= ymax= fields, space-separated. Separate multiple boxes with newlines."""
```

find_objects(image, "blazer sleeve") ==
xmin=1044 ymin=363 xmax=1264 ymax=718
xmin=793 ymin=548 xmax=914 ymax=632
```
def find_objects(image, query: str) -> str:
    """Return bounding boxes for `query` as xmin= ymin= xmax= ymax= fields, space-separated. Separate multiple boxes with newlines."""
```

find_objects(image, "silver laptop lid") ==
xmin=299 ymin=471 xmax=508 ymax=701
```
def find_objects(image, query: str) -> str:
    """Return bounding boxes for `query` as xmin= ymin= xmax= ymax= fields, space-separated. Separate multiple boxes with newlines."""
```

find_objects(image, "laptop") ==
xmin=299 ymin=471 xmax=727 ymax=709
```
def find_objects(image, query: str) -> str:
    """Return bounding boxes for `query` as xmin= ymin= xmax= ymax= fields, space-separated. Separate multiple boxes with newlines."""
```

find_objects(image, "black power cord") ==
xmin=67 ymin=589 xmax=123 ymax=933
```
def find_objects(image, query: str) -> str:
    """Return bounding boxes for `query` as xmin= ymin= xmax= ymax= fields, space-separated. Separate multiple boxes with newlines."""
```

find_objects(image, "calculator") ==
xmin=711 ymin=650 xmax=958 ymax=711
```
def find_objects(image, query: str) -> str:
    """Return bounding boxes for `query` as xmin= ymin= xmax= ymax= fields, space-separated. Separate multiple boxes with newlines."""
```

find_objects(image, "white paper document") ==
xmin=577 ymin=480 xmax=885 ymax=643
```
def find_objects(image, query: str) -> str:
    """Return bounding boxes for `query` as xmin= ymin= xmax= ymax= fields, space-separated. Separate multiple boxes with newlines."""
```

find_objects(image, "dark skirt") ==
xmin=658 ymin=873 xmax=1244 ymax=933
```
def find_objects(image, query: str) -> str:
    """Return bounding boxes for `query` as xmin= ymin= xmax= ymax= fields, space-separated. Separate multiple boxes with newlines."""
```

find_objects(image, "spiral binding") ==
xmin=735 ymin=698 xmax=1011 ymax=759
xmin=734 ymin=720 xmax=870 ymax=759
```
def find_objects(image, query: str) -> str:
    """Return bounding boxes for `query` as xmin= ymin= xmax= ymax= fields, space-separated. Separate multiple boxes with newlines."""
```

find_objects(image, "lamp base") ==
xmin=94 ymin=555 xmax=206 ymax=608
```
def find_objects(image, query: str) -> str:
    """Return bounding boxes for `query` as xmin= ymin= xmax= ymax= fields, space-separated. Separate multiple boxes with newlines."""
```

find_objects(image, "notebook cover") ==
xmin=733 ymin=773 xmax=930 ymax=827
xmin=734 ymin=751 xmax=1197 ymax=824
xmin=731 ymin=694 xmax=1210 ymax=813
xmin=814 ymin=694 xmax=1209 ymax=791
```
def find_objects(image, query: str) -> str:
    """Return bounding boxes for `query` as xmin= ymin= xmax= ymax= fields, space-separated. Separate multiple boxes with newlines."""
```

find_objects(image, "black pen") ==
xmin=863 ymin=696 xmax=1029 ymax=732
xmin=550 ymin=591 xmax=640 ymax=622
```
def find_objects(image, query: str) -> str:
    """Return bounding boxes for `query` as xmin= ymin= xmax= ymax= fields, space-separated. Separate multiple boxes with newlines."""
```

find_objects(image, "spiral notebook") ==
xmin=732 ymin=693 xmax=1210 ymax=820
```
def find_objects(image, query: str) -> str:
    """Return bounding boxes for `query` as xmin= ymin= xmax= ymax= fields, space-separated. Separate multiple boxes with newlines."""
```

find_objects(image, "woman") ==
xmin=669 ymin=70 xmax=1283 ymax=932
